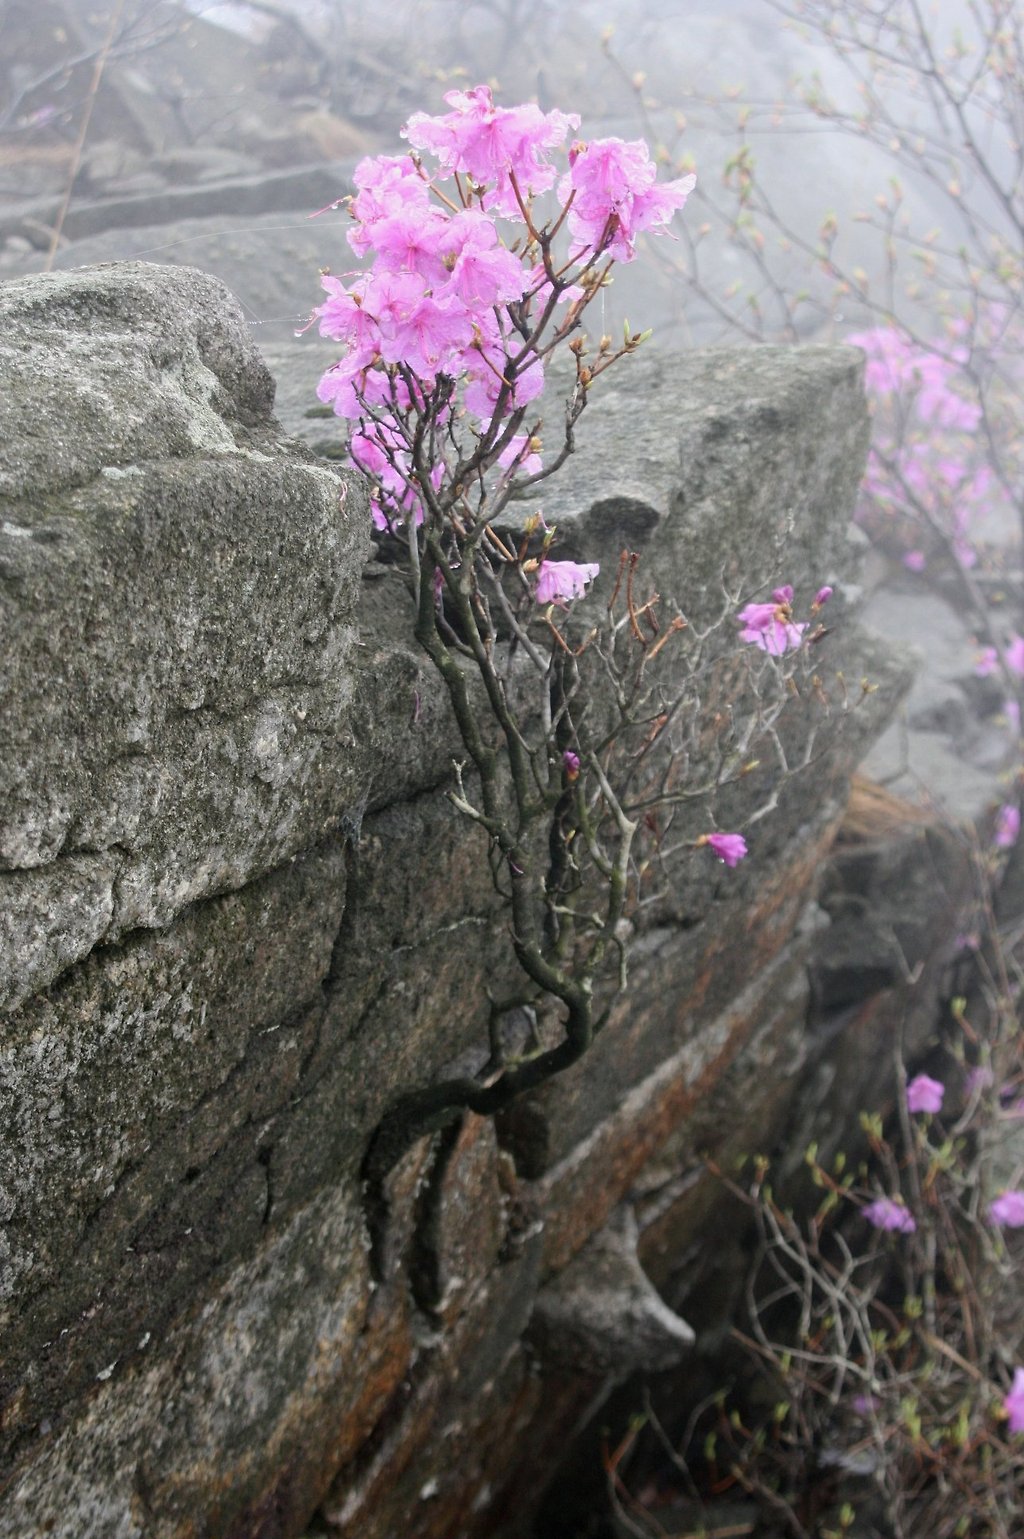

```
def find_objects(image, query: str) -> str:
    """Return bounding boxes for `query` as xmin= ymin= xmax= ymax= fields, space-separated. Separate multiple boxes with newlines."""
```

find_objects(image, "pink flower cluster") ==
xmin=313 ymin=86 xmax=694 ymax=532
xmin=847 ymin=324 xmax=1001 ymax=572
xmin=404 ymin=87 xmax=580 ymax=217
xmin=316 ymin=172 xmax=540 ymax=421
xmin=561 ymin=138 xmax=695 ymax=262
xmin=859 ymin=436 xmax=990 ymax=570
xmin=847 ymin=327 xmax=981 ymax=431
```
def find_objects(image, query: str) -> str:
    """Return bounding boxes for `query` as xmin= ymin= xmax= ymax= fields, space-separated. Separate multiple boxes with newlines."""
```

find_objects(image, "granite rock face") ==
xmin=0 ymin=264 xmax=370 ymax=1012
xmin=0 ymin=262 xmax=926 ymax=1539
xmin=541 ymin=344 xmax=868 ymax=628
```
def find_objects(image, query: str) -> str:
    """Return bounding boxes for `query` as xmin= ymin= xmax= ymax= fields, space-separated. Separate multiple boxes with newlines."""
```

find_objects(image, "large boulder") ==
xmin=1 ymin=263 xmax=375 ymax=1013
xmin=0 ymin=261 xmax=915 ymax=1539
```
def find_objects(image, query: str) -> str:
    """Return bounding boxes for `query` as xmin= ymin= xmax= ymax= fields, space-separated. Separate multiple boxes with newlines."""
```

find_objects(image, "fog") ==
xmin=3 ymin=0 xmax=1013 ymax=353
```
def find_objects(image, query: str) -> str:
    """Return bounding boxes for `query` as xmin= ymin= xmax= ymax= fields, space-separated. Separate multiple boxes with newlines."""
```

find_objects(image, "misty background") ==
xmin=0 ymin=0 xmax=990 ymax=350
xmin=3 ymin=0 xmax=1017 ymax=819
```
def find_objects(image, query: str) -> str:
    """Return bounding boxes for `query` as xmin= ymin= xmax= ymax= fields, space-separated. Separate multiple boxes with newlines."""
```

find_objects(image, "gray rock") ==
xmin=541 ymin=344 xmax=870 ymax=626
xmin=150 ymin=148 xmax=264 ymax=187
xmin=0 ymin=165 xmax=356 ymax=252
xmin=0 ymin=1182 xmax=373 ymax=1539
xmin=859 ymin=576 xmax=1013 ymax=818
xmin=0 ymin=261 xmax=919 ymax=1539
xmin=0 ymin=262 xmax=370 ymax=1012
xmin=1 ymin=205 xmax=349 ymax=350
xmin=530 ymin=1205 xmax=694 ymax=1376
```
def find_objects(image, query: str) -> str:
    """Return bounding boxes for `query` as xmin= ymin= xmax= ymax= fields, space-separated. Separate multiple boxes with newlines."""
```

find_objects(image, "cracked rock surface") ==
xmin=0 ymin=262 xmax=918 ymax=1539
xmin=0 ymin=263 xmax=377 ymax=1012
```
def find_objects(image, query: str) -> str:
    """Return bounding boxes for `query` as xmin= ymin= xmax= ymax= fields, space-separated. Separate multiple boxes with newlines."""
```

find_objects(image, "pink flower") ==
xmin=346 ymin=154 xmax=431 ymax=255
xmin=463 ymin=320 xmax=545 ymax=419
xmin=989 ymin=1191 xmax=1024 ymax=1228
xmin=349 ymin=414 xmax=443 ymax=531
xmin=847 ymin=326 xmax=915 ymax=394
xmin=863 ymin=1197 xmax=916 ymax=1234
xmin=534 ymin=559 xmax=600 ymax=605
xmin=1003 ymin=1368 xmax=1024 ymax=1434
xmin=316 ymin=349 xmax=386 ymax=419
xmin=906 ymin=1073 xmax=944 ymax=1114
xmin=498 ymin=434 xmax=542 ymax=476
xmin=367 ymin=202 xmax=451 ymax=284
xmin=975 ymin=646 xmax=999 ymax=678
xmin=403 ymin=86 xmax=579 ymax=217
xmin=361 ymin=268 xmax=431 ymax=343
xmin=704 ymin=832 xmax=747 ymax=867
xmin=852 ymin=1393 xmax=880 ymax=1416
xmin=994 ymin=804 xmax=1020 ymax=850
xmin=813 ymin=585 xmax=833 ymax=609
xmin=737 ymin=600 xmax=806 ymax=655
xmin=560 ymin=136 xmax=695 ymax=261
xmin=316 ymin=274 xmax=381 ymax=350
xmin=1006 ymin=635 xmax=1024 ymax=676
xmin=382 ymin=291 xmax=475 ymax=379
xmin=903 ymin=550 xmax=926 ymax=572
xmin=562 ymin=750 xmax=581 ymax=780
xmin=439 ymin=210 xmax=527 ymax=307
xmin=738 ymin=602 xmax=778 ymax=631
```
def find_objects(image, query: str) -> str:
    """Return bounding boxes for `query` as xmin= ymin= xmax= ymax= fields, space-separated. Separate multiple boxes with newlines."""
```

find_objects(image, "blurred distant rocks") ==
xmin=1 ymin=0 xmax=1009 ymax=825
xmin=0 ymin=0 xmax=373 ymax=260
